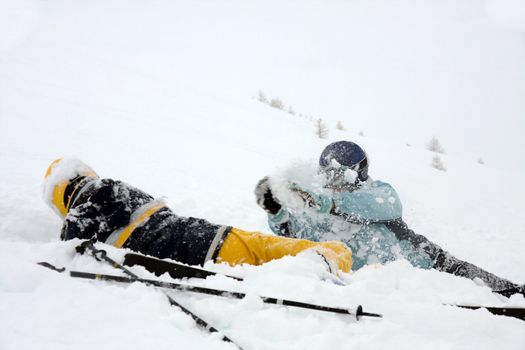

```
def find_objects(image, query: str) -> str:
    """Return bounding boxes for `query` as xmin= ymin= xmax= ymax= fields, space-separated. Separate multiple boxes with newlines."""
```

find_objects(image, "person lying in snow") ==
xmin=255 ymin=140 xmax=523 ymax=296
xmin=43 ymin=157 xmax=352 ymax=273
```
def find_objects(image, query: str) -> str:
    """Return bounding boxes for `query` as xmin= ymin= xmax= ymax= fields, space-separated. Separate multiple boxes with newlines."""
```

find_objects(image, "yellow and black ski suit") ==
xmin=60 ymin=177 xmax=352 ymax=272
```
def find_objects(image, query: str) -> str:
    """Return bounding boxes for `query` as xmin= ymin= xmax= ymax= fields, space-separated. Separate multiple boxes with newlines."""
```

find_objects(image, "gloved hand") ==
xmin=288 ymin=183 xmax=334 ymax=213
xmin=254 ymin=177 xmax=282 ymax=215
xmin=289 ymin=187 xmax=318 ymax=209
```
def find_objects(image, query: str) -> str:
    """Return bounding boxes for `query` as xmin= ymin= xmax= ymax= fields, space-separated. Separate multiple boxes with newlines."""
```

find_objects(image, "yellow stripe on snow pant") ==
xmin=113 ymin=204 xmax=165 ymax=248
xmin=217 ymin=228 xmax=352 ymax=272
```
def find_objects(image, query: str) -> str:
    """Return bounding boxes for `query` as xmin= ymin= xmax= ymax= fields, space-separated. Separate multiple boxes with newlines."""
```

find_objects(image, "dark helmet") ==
xmin=319 ymin=141 xmax=369 ymax=184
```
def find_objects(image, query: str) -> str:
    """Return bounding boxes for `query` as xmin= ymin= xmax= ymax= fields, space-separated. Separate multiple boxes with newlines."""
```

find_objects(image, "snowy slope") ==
xmin=1 ymin=1 xmax=525 ymax=349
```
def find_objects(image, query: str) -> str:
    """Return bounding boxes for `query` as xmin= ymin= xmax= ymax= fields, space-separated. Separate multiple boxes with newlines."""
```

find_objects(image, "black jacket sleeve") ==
xmin=385 ymin=219 xmax=518 ymax=291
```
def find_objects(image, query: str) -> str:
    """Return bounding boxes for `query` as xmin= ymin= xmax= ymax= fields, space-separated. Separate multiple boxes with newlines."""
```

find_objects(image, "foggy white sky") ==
xmin=1 ymin=0 xmax=524 ymax=173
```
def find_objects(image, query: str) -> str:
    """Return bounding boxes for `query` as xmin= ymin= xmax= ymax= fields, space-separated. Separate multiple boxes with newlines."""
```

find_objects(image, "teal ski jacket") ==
xmin=267 ymin=180 xmax=433 ymax=270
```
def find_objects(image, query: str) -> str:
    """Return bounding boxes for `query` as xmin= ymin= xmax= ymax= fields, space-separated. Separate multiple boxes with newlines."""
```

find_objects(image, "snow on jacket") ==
xmin=268 ymin=179 xmax=433 ymax=270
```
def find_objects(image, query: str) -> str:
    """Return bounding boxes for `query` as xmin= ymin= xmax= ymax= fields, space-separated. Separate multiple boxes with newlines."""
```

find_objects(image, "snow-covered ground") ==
xmin=1 ymin=1 xmax=524 ymax=349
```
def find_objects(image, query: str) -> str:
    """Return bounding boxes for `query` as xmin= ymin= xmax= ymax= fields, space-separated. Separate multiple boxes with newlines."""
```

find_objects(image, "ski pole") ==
xmin=37 ymin=261 xmax=525 ymax=322
xmin=38 ymin=261 xmax=380 ymax=319
xmin=448 ymin=304 xmax=525 ymax=321
xmin=76 ymin=241 xmax=379 ymax=319
xmin=73 ymin=240 xmax=245 ymax=350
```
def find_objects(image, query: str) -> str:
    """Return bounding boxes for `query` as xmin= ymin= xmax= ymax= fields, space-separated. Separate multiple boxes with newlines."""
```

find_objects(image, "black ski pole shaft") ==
xmin=450 ymin=304 xmax=525 ymax=321
xmin=52 ymin=266 xmax=378 ymax=319
xmin=162 ymin=291 xmax=237 ymax=341
xmin=73 ymin=241 xmax=245 ymax=349
xmin=75 ymin=240 xmax=139 ymax=278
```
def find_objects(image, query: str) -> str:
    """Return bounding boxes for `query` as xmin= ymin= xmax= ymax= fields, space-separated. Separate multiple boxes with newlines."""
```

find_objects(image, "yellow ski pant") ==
xmin=217 ymin=228 xmax=352 ymax=273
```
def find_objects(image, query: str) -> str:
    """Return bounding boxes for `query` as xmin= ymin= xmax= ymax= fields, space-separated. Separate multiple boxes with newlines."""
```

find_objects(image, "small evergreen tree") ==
xmin=359 ymin=130 xmax=365 ymax=137
xmin=257 ymin=90 xmax=268 ymax=104
xmin=432 ymin=155 xmax=447 ymax=171
xmin=287 ymin=106 xmax=295 ymax=115
xmin=477 ymin=158 xmax=485 ymax=165
xmin=427 ymin=136 xmax=445 ymax=154
xmin=270 ymin=97 xmax=284 ymax=110
xmin=315 ymin=118 xmax=329 ymax=139
xmin=335 ymin=120 xmax=345 ymax=131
